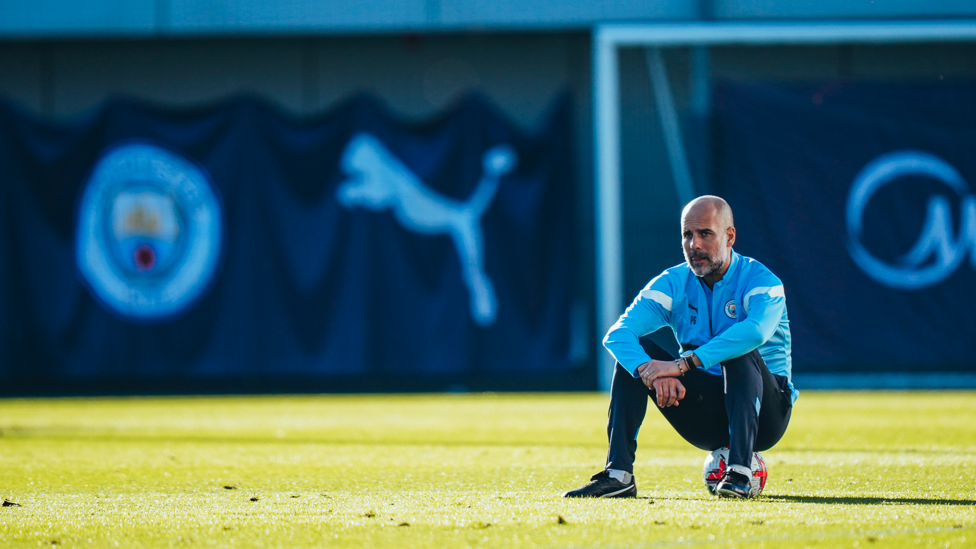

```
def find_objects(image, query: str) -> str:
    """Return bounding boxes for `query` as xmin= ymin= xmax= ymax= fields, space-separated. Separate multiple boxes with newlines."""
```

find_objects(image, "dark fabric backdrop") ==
xmin=0 ymin=93 xmax=577 ymax=392
xmin=713 ymin=82 xmax=976 ymax=373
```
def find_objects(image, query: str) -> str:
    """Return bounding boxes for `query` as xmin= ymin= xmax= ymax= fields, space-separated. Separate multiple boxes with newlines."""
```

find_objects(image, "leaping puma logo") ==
xmin=336 ymin=132 xmax=516 ymax=326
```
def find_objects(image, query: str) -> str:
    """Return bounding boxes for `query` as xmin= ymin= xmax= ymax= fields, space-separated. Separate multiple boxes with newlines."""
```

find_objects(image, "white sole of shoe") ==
xmin=599 ymin=485 xmax=636 ymax=498
xmin=716 ymin=488 xmax=749 ymax=498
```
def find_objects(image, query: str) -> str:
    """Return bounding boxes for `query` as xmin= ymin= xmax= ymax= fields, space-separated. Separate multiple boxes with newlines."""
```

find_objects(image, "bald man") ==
xmin=564 ymin=196 xmax=796 ymax=499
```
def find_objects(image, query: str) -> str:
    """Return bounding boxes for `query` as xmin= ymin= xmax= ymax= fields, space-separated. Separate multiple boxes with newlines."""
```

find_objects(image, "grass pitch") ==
xmin=0 ymin=392 xmax=973 ymax=548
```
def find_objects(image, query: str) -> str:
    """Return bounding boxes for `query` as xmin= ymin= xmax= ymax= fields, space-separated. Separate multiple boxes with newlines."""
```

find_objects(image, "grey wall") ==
xmin=0 ymin=34 xmax=586 ymax=125
xmin=712 ymin=0 xmax=976 ymax=20
xmin=2 ymin=0 xmax=975 ymax=39
xmin=0 ymin=0 xmax=695 ymax=38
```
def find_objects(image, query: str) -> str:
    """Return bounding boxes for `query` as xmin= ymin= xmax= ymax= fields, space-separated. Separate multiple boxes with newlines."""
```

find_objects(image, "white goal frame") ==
xmin=592 ymin=20 xmax=976 ymax=390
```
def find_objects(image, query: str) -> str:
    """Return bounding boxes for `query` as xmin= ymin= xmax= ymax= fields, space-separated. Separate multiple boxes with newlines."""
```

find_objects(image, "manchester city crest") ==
xmin=75 ymin=143 xmax=223 ymax=319
xmin=724 ymin=299 xmax=737 ymax=319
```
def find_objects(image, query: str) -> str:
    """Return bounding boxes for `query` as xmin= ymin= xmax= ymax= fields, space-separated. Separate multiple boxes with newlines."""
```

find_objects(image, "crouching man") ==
xmin=564 ymin=196 xmax=796 ymax=499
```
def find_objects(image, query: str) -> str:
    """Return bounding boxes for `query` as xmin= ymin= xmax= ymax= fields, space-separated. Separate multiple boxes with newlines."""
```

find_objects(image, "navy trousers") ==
xmin=605 ymin=338 xmax=793 ymax=472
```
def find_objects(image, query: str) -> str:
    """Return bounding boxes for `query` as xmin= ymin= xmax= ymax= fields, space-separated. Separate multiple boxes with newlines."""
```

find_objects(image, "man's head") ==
xmin=681 ymin=196 xmax=736 ymax=280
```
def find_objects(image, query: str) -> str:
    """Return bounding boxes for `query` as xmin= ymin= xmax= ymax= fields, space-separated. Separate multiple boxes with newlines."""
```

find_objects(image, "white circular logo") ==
xmin=845 ymin=150 xmax=976 ymax=289
xmin=76 ymin=143 xmax=223 ymax=319
xmin=724 ymin=299 xmax=737 ymax=319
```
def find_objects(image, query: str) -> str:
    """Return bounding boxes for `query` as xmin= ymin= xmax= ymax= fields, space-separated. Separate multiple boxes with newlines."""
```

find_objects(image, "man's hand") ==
xmin=652 ymin=377 xmax=686 ymax=408
xmin=637 ymin=359 xmax=682 ymax=388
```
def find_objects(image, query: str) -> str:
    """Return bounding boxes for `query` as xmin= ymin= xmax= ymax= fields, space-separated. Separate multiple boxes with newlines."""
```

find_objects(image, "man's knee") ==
xmin=722 ymin=349 xmax=764 ymax=369
xmin=721 ymin=350 xmax=765 ymax=383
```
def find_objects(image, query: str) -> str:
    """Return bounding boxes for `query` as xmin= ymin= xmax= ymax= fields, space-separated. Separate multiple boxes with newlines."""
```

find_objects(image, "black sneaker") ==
xmin=562 ymin=470 xmax=637 ymax=498
xmin=715 ymin=470 xmax=752 ymax=498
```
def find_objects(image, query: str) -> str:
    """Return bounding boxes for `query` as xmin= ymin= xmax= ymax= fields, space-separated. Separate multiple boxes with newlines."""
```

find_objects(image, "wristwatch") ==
xmin=680 ymin=350 xmax=697 ymax=372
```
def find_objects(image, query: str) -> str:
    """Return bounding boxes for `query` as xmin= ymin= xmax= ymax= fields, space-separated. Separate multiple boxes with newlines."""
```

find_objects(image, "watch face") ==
xmin=681 ymin=351 xmax=694 ymax=358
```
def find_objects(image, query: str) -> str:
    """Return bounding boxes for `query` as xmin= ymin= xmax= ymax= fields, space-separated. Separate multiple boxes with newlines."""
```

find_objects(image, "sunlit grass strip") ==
xmin=0 ymin=392 xmax=973 ymax=548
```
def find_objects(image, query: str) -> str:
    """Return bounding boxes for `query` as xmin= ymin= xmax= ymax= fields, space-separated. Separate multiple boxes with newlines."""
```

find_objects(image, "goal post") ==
xmin=592 ymin=20 xmax=976 ymax=390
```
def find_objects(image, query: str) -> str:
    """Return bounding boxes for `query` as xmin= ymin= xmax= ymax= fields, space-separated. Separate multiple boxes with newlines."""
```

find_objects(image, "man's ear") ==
xmin=727 ymin=226 xmax=736 ymax=247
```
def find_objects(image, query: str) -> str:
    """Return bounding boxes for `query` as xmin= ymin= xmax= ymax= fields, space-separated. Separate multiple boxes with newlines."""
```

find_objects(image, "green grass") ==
xmin=0 ymin=391 xmax=974 ymax=548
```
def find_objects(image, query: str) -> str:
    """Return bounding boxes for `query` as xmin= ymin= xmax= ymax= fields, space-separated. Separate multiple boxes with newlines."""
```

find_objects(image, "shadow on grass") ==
xmin=763 ymin=494 xmax=976 ymax=506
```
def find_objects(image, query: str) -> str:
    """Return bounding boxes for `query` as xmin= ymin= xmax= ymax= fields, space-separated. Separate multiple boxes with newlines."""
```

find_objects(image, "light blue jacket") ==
xmin=603 ymin=250 xmax=796 ymax=402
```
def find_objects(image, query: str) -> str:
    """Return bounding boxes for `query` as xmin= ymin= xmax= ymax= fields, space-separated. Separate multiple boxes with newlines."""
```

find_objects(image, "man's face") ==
xmin=682 ymin=206 xmax=732 ymax=278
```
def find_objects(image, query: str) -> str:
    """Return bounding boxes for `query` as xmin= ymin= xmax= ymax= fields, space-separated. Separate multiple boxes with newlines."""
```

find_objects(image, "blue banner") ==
xmin=714 ymin=83 xmax=976 ymax=373
xmin=0 ymin=94 xmax=575 ymax=390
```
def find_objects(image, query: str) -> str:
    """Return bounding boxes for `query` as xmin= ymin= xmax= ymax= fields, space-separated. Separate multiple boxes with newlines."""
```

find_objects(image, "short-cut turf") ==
xmin=0 ymin=391 xmax=973 ymax=548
